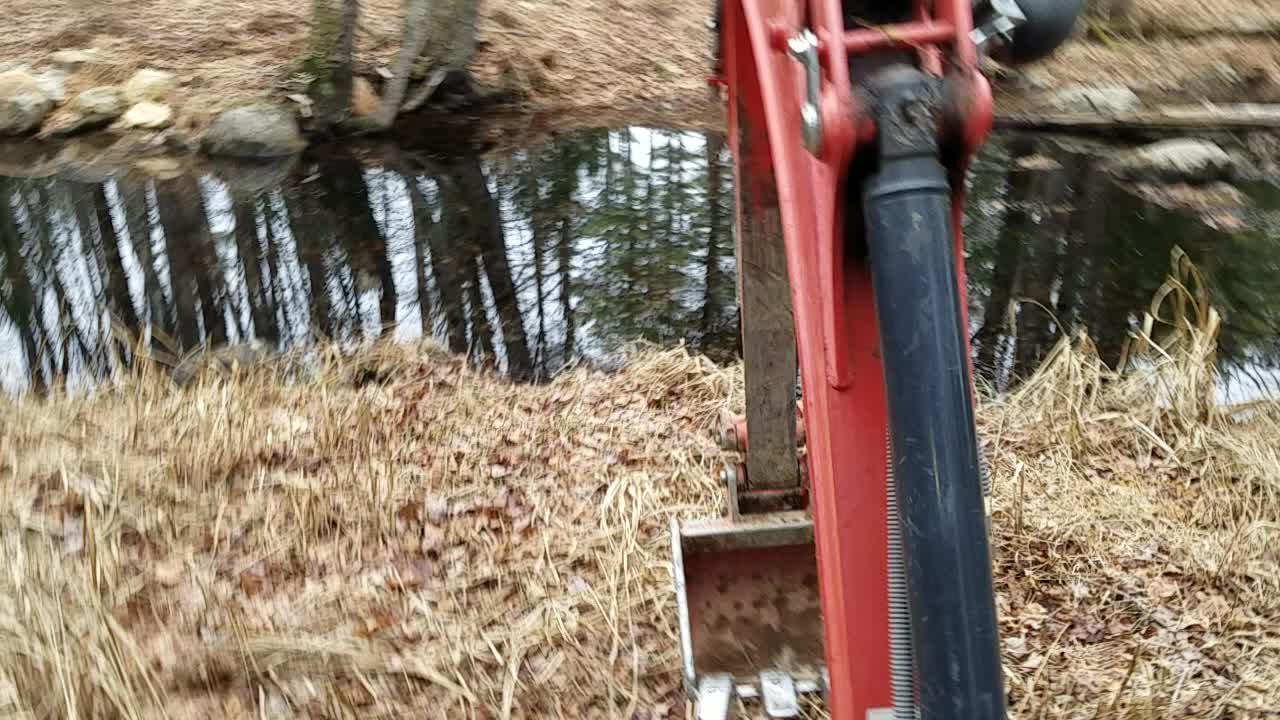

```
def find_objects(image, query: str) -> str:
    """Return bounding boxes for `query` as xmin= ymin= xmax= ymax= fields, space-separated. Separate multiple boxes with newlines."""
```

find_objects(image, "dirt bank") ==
xmin=1 ymin=0 xmax=1278 ymax=150
xmin=2 ymin=255 xmax=1278 ymax=718
xmin=0 ymin=0 xmax=721 ymax=138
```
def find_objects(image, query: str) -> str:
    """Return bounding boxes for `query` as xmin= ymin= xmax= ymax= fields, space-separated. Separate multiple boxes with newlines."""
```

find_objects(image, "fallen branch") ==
xmin=995 ymin=104 xmax=1280 ymax=134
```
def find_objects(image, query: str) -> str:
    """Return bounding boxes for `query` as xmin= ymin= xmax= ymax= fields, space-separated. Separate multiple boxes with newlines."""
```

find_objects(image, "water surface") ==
xmin=2 ymin=130 xmax=1277 ymax=400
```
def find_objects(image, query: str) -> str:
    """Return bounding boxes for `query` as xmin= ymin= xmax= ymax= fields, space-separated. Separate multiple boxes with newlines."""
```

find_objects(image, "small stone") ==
xmin=1108 ymin=139 xmax=1237 ymax=184
xmin=120 ymin=102 xmax=173 ymax=129
xmin=50 ymin=49 xmax=101 ymax=71
xmin=202 ymin=102 xmax=306 ymax=158
xmin=34 ymin=69 xmax=67 ymax=103
xmin=0 ymin=70 xmax=53 ymax=135
xmin=1047 ymin=84 xmax=1143 ymax=114
xmin=124 ymin=69 xmax=178 ymax=104
xmin=74 ymin=86 xmax=125 ymax=119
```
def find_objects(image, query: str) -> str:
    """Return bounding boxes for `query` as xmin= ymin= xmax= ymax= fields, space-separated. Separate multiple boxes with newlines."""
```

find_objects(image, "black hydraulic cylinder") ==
xmin=861 ymin=65 xmax=1005 ymax=720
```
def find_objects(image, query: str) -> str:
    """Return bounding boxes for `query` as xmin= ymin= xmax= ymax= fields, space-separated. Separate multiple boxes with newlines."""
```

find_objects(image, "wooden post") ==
xmin=734 ymin=113 xmax=798 ymax=491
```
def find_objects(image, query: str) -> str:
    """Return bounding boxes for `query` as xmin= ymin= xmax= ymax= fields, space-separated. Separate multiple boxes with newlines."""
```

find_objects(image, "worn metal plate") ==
xmin=696 ymin=674 xmax=735 ymax=720
xmin=760 ymin=670 xmax=800 ymax=717
xmin=679 ymin=511 xmax=813 ymax=553
xmin=678 ymin=518 xmax=825 ymax=682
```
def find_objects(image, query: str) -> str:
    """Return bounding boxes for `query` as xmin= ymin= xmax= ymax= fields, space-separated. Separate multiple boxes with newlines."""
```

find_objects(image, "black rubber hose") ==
xmin=861 ymin=66 xmax=1005 ymax=720
xmin=982 ymin=0 xmax=1086 ymax=64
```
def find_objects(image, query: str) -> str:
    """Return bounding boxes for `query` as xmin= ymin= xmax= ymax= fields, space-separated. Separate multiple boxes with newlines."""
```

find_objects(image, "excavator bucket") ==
xmin=671 ymin=513 xmax=826 ymax=716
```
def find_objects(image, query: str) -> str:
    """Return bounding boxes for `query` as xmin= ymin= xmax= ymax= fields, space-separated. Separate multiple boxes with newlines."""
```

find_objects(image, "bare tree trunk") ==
xmin=86 ymin=184 xmax=140 ymax=333
xmin=117 ymin=178 xmax=170 ymax=336
xmin=556 ymin=214 xmax=574 ymax=363
xmin=304 ymin=0 xmax=359 ymax=127
xmin=351 ymin=0 xmax=483 ymax=132
xmin=365 ymin=0 xmax=433 ymax=129
xmin=283 ymin=187 xmax=336 ymax=340
xmin=317 ymin=153 xmax=396 ymax=331
xmin=407 ymin=175 xmax=469 ymax=353
xmin=154 ymin=177 xmax=225 ymax=348
xmin=465 ymin=260 xmax=494 ymax=358
xmin=0 ymin=178 xmax=43 ymax=389
xmin=233 ymin=199 xmax=279 ymax=342
xmin=400 ymin=0 xmax=481 ymax=112
xmin=444 ymin=157 xmax=533 ymax=379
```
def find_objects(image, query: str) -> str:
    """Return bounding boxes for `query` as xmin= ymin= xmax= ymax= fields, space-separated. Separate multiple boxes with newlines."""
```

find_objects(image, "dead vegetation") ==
xmin=0 ymin=0 xmax=721 ymax=136
xmin=0 ymin=250 xmax=1277 ymax=719
xmin=3 ymin=0 xmax=1277 ymax=139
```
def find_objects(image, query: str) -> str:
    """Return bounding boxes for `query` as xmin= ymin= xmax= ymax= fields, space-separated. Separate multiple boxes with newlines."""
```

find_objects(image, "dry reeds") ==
xmin=1 ymin=250 xmax=1276 ymax=718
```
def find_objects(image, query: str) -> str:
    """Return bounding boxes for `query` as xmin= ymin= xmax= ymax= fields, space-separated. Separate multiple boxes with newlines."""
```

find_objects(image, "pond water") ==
xmin=2 ymin=129 xmax=1278 ymax=400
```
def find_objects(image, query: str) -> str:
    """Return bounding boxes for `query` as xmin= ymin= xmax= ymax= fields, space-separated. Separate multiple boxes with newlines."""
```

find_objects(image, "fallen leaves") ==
xmin=1147 ymin=575 xmax=1182 ymax=600
xmin=239 ymin=570 xmax=264 ymax=597
xmin=2 ymin=340 xmax=1277 ymax=719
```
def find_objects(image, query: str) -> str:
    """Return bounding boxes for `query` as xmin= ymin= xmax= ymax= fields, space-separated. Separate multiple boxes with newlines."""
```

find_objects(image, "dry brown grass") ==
xmin=984 ymin=249 xmax=1280 ymax=717
xmin=1 ymin=250 xmax=1277 ymax=719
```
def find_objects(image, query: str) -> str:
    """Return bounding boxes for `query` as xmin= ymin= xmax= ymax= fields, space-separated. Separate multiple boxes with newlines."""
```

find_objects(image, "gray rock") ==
xmin=39 ymin=85 xmax=128 ymax=137
xmin=1107 ymin=139 xmax=1237 ymax=184
xmin=124 ymin=69 xmax=178 ymax=104
xmin=34 ymin=69 xmax=67 ymax=103
xmin=1047 ymin=84 xmax=1143 ymax=114
xmin=0 ymin=70 xmax=53 ymax=135
xmin=120 ymin=102 xmax=173 ymax=129
xmin=202 ymin=103 xmax=306 ymax=158
xmin=0 ymin=61 xmax=31 ymax=74
xmin=50 ymin=49 xmax=101 ymax=71
xmin=74 ymin=86 xmax=125 ymax=118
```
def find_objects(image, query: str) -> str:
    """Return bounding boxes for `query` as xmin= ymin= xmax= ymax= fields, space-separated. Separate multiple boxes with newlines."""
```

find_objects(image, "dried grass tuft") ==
xmin=1 ymin=251 xmax=1276 ymax=718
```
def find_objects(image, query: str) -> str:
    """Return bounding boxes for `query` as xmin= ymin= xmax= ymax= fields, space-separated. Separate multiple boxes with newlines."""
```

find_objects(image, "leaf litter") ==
xmin=0 ymin=251 xmax=1276 ymax=719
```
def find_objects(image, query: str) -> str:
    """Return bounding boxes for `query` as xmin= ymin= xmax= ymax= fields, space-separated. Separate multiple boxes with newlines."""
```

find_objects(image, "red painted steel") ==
xmin=717 ymin=1 xmax=992 ymax=717
xmin=843 ymin=22 xmax=955 ymax=54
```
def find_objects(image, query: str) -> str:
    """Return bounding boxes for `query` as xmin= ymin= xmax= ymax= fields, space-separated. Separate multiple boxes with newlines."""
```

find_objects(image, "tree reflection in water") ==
xmin=1 ymin=131 xmax=1277 ymax=399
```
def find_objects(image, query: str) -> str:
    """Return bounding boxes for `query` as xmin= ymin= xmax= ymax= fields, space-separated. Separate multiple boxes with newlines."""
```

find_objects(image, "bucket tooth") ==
xmin=760 ymin=670 xmax=800 ymax=717
xmin=695 ymin=674 xmax=735 ymax=720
